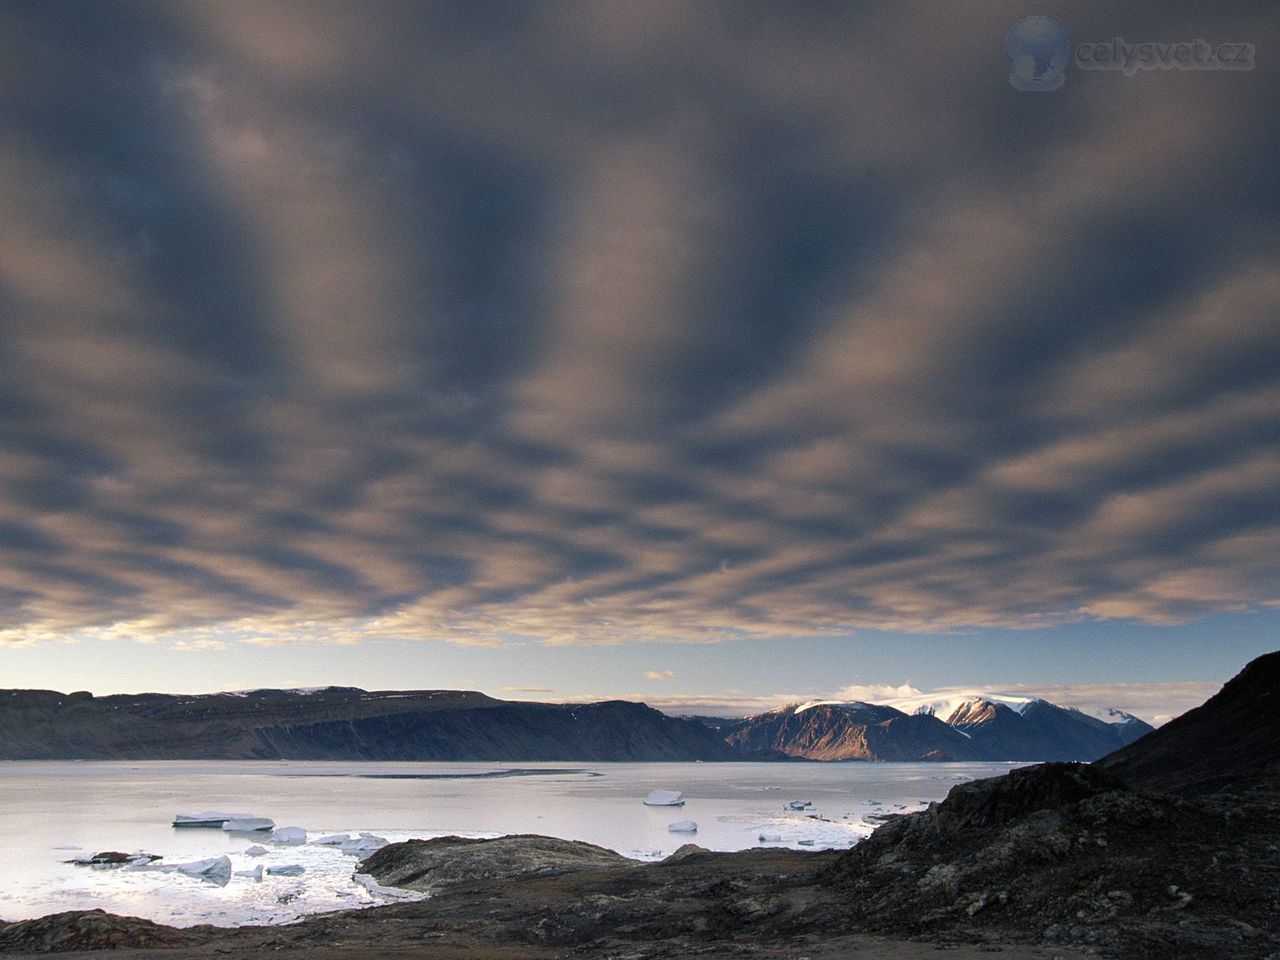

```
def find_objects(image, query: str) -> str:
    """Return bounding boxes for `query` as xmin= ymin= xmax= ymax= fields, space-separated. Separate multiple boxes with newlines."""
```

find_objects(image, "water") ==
xmin=0 ymin=760 xmax=1021 ymax=927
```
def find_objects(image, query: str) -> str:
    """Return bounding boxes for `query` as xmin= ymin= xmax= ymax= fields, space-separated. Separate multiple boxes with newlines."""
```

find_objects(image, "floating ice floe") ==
xmin=172 ymin=811 xmax=251 ymax=828
xmin=312 ymin=833 xmax=351 ymax=846
xmin=234 ymin=865 xmax=264 ymax=881
xmin=667 ymin=820 xmax=698 ymax=833
xmin=797 ymin=839 xmax=815 ymax=846
xmin=643 ymin=789 xmax=685 ymax=806
xmin=175 ymin=855 xmax=233 ymax=883
xmin=266 ymin=864 xmax=305 ymax=876
xmin=269 ymin=826 xmax=307 ymax=844
xmin=786 ymin=800 xmax=813 ymax=810
xmin=244 ymin=845 xmax=268 ymax=857
xmin=758 ymin=833 xmax=782 ymax=842
xmin=354 ymin=873 xmax=420 ymax=900
xmin=339 ymin=833 xmax=389 ymax=855
xmin=221 ymin=818 xmax=275 ymax=832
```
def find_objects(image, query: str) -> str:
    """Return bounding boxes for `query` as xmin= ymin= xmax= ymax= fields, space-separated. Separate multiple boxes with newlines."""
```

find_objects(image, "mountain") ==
xmin=0 ymin=687 xmax=737 ymax=762
xmin=719 ymin=695 xmax=1152 ymax=761
xmin=1100 ymin=649 xmax=1280 ymax=795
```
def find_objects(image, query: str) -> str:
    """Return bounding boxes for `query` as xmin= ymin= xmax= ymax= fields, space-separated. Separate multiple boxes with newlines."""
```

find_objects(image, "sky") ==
xmin=0 ymin=1 xmax=1276 ymax=724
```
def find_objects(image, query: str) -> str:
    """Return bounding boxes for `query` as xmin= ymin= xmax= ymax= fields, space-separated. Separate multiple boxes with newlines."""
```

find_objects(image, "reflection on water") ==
xmin=0 ymin=760 xmax=1021 ymax=927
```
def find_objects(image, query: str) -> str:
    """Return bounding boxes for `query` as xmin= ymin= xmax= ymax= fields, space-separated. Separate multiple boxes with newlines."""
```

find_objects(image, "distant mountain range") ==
xmin=0 ymin=688 xmax=735 ymax=762
xmin=0 ymin=686 xmax=1152 ymax=762
xmin=703 ymin=695 xmax=1153 ymax=762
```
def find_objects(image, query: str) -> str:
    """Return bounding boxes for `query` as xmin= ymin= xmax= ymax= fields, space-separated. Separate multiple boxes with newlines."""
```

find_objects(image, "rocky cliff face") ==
xmin=0 ymin=687 xmax=737 ymax=761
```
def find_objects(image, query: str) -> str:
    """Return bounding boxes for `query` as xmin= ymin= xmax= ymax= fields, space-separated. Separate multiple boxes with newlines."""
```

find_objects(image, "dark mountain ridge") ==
xmin=0 ymin=687 xmax=736 ymax=762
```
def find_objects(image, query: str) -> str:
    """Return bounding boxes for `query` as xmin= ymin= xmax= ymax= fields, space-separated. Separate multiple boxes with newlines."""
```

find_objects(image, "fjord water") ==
xmin=0 ymin=760 xmax=1021 ymax=926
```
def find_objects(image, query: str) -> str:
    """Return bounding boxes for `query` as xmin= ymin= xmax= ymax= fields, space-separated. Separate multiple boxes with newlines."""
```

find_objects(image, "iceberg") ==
xmin=786 ymin=800 xmax=813 ymax=810
xmin=312 ymin=833 xmax=351 ymax=846
xmin=172 ymin=811 xmax=252 ymax=828
xmin=234 ymin=865 xmax=264 ymax=881
xmin=268 ymin=826 xmax=307 ymax=844
xmin=667 ymin=820 xmax=698 ymax=832
xmin=266 ymin=864 xmax=305 ymax=876
xmin=643 ymin=789 xmax=685 ymax=806
xmin=757 ymin=833 xmax=782 ymax=842
xmin=244 ymin=845 xmax=268 ymax=857
xmin=221 ymin=817 xmax=275 ymax=832
xmin=175 ymin=855 xmax=233 ymax=883
xmin=339 ymin=833 xmax=389 ymax=855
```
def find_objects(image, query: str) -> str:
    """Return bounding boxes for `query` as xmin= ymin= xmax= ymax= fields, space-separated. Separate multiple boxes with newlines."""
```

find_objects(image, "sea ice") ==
xmin=172 ymin=811 xmax=251 ymax=828
xmin=667 ymin=820 xmax=698 ymax=832
xmin=643 ymin=789 xmax=685 ymax=806
xmin=221 ymin=818 xmax=275 ymax=832
xmin=244 ymin=845 xmax=268 ymax=857
xmin=175 ymin=855 xmax=233 ymax=883
xmin=312 ymin=833 xmax=350 ymax=846
xmin=339 ymin=833 xmax=389 ymax=855
xmin=354 ymin=873 xmax=420 ymax=900
xmin=269 ymin=826 xmax=307 ymax=844
xmin=266 ymin=864 xmax=305 ymax=876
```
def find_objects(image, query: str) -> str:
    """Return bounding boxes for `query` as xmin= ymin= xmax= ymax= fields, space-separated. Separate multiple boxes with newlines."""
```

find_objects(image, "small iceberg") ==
xmin=667 ymin=820 xmax=698 ymax=833
xmin=339 ymin=833 xmax=389 ymax=855
xmin=797 ymin=839 xmax=816 ymax=847
xmin=221 ymin=817 xmax=275 ymax=832
xmin=266 ymin=864 xmax=305 ymax=876
xmin=234 ymin=865 xmax=264 ymax=881
xmin=312 ymin=833 xmax=351 ymax=846
xmin=172 ymin=811 xmax=251 ymax=828
xmin=268 ymin=826 xmax=307 ymax=844
xmin=244 ymin=845 xmax=268 ymax=857
xmin=175 ymin=855 xmax=233 ymax=883
xmin=758 ymin=833 xmax=782 ymax=843
xmin=786 ymin=800 xmax=813 ymax=810
xmin=643 ymin=789 xmax=685 ymax=806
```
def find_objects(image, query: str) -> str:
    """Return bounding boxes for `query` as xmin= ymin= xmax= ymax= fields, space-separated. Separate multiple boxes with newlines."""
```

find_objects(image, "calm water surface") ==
xmin=0 ymin=760 xmax=1021 ymax=926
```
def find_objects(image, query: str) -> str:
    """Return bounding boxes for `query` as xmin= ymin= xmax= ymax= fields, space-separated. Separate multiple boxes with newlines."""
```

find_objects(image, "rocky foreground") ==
xmin=1 ymin=651 xmax=1277 ymax=959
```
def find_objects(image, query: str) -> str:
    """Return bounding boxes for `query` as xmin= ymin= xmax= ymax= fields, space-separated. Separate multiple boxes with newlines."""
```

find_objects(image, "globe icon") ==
xmin=1004 ymin=16 xmax=1070 ymax=91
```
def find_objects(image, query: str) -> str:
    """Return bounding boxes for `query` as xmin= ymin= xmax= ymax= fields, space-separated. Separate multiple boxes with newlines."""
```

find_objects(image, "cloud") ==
xmin=645 ymin=670 xmax=676 ymax=681
xmin=0 ymin=2 xmax=1277 ymax=650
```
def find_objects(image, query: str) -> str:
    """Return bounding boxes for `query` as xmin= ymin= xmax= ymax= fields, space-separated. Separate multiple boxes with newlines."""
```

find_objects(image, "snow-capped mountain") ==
xmin=718 ymin=695 xmax=1154 ymax=762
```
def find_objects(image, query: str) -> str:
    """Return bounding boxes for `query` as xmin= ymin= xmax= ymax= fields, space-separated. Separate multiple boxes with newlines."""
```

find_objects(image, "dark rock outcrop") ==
xmin=359 ymin=834 xmax=631 ymax=893
xmin=0 ymin=910 xmax=196 ymax=953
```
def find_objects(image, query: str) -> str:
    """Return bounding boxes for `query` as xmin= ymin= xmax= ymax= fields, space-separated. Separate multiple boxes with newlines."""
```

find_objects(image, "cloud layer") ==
xmin=0 ymin=2 xmax=1277 ymax=648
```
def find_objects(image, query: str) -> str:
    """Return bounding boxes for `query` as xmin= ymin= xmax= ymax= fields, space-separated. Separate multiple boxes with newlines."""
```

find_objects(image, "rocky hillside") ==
xmin=721 ymin=697 xmax=1152 ymax=762
xmin=1099 ymin=649 xmax=1280 ymax=795
xmin=0 ymin=687 xmax=737 ymax=761
xmin=821 ymin=651 xmax=1280 ymax=958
